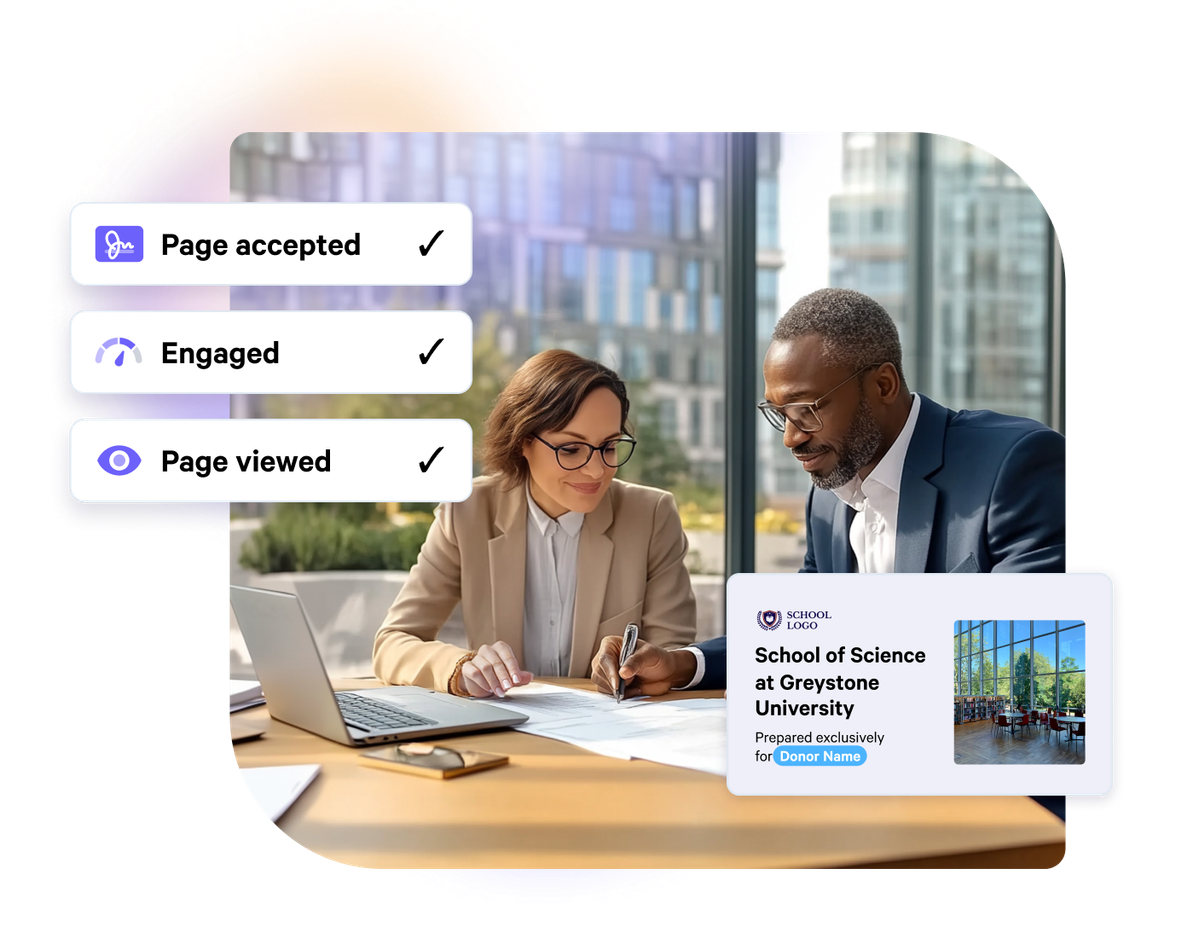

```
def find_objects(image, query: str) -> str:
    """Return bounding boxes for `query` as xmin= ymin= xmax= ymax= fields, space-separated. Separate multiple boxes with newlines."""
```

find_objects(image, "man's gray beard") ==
xmin=804 ymin=395 xmax=883 ymax=490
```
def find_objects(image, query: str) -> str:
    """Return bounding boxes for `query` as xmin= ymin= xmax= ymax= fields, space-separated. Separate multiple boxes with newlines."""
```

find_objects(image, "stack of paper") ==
xmin=230 ymin=679 xmax=266 ymax=712
xmin=487 ymin=683 xmax=727 ymax=775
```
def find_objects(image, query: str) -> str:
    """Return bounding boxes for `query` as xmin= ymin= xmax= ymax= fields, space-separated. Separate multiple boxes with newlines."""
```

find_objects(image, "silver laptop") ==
xmin=230 ymin=585 xmax=526 ymax=745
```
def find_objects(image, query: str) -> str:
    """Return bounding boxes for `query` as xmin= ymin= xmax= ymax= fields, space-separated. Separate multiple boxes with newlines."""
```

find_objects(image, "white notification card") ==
xmin=70 ymin=203 xmax=471 ymax=285
xmin=70 ymin=419 xmax=472 ymax=503
xmin=726 ymin=574 xmax=1111 ymax=797
xmin=71 ymin=310 xmax=471 ymax=395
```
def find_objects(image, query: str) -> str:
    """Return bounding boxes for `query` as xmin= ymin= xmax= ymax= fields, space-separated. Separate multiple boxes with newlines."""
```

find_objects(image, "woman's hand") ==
xmin=456 ymin=641 xmax=534 ymax=698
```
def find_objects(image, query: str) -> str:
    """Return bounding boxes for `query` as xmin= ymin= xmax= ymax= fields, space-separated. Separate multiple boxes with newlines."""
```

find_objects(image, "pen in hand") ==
xmin=615 ymin=622 xmax=639 ymax=703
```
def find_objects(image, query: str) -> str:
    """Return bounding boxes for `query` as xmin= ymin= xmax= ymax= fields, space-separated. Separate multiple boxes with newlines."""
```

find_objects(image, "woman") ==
xmin=372 ymin=349 xmax=697 ymax=697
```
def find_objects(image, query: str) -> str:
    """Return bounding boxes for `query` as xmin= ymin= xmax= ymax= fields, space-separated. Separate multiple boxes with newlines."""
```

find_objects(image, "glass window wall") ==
xmin=754 ymin=134 xmax=1059 ymax=573
xmin=954 ymin=620 xmax=1086 ymax=710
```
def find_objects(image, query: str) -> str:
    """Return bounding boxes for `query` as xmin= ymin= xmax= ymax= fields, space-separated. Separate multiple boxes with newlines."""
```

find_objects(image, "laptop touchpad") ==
xmin=364 ymin=686 xmax=436 ymax=699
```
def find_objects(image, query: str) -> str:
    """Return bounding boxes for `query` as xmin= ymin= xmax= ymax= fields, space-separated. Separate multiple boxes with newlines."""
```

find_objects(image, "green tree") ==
xmin=979 ymin=651 xmax=995 ymax=694
xmin=238 ymin=503 xmax=430 ymax=573
xmin=1032 ymin=649 xmax=1057 ymax=707
xmin=1013 ymin=650 xmax=1032 ymax=707
xmin=1060 ymin=672 xmax=1086 ymax=709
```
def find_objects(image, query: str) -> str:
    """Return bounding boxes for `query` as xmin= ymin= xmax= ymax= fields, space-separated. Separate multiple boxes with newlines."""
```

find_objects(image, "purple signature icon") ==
xmin=95 ymin=226 xmax=143 ymax=262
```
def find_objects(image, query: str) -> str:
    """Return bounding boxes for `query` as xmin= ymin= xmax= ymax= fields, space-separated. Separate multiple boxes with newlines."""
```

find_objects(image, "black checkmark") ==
xmin=419 ymin=447 xmax=444 ymax=473
xmin=418 ymin=338 xmax=444 ymax=364
xmin=418 ymin=230 xmax=444 ymax=256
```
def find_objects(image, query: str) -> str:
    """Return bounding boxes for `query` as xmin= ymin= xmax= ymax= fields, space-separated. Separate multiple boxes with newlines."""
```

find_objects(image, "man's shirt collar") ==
xmin=832 ymin=393 xmax=922 ymax=509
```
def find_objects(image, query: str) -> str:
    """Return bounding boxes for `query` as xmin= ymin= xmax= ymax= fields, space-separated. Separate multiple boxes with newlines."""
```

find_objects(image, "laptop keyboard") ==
xmin=335 ymin=693 xmax=437 ymax=731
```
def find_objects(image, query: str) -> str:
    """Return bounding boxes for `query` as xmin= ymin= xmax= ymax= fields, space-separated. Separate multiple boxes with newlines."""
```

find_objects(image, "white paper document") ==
xmin=241 ymin=764 xmax=321 ymax=822
xmin=486 ymin=683 xmax=727 ymax=775
xmin=230 ymin=679 xmax=266 ymax=712
xmin=485 ymin=682 xmax=637 ymax=724
xmin=230 ymin=679 xmax=262 ymax=703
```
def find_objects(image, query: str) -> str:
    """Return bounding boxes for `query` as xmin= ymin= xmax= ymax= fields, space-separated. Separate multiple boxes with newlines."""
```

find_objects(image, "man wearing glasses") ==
xmin=756 ymin=287 xmax=1064 ymax=576
xmin=592 ymin=287 xmax=1064 ymax=697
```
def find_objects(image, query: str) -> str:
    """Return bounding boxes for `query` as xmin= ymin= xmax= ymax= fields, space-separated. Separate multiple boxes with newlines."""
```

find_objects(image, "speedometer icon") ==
xmin=95 ymin=337 xmax=142 ymax=367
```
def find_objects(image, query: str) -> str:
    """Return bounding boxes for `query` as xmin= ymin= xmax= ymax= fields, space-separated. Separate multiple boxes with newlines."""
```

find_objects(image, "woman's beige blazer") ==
xmin=372 ymin=475 xmax=697 ymax=691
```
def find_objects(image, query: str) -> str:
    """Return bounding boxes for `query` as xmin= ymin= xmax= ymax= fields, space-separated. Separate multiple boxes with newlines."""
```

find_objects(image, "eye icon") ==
xmin=98 ymin=445 xmax=142 ymax=476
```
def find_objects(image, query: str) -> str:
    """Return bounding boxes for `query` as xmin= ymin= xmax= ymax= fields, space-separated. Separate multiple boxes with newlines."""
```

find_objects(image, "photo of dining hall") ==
xmin=953 ymin=620 xmax=1085 ymax=765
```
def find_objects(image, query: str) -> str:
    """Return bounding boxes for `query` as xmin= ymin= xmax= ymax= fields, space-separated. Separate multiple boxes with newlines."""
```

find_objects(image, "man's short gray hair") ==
xmin=772 ymin=288 xmax=906 ymax=387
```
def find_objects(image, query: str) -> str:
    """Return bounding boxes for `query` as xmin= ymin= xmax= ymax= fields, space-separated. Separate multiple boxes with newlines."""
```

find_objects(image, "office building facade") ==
xmin=829 ymin=132 xmax=1053 ymax=422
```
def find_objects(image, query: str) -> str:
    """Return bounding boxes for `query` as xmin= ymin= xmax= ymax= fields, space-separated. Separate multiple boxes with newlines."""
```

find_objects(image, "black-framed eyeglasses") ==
xmin=756 ymin=363 xmax=883 ymax=433
xmin=533 ymin=435 xmax=637 ymax=470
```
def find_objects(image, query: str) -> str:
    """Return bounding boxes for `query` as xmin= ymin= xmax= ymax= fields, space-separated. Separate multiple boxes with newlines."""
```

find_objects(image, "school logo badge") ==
xmin=757 ymin=610 xmax=781 ymax=631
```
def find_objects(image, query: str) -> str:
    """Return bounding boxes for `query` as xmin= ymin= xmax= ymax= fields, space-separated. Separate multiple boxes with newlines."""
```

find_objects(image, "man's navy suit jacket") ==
xmin=805 ymin=394 xmax=1064 ymax=574
xmin=691 ymin=395 xmax=1065 ymax=690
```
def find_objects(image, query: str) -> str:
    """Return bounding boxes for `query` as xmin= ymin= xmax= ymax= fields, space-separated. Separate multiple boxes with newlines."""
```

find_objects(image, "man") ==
xmin=591 ymin=287 xmax=1065 ymax=696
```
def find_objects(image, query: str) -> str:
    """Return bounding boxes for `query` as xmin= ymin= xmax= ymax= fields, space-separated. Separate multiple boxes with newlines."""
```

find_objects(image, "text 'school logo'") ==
xmin=758 ymin=610 xmax=782 ymax=631
xmin=95 ymin=337 xmax=142 ymax=366
xmin=95 ymin=226 xmax=144 ymax=262
xmin=98 ymin=445 xmax=141 ymax=476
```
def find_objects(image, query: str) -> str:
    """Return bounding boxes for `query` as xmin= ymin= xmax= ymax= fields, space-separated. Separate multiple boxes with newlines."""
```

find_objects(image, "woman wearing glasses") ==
xmin=372 ymin=349 xmax=697 ymax=697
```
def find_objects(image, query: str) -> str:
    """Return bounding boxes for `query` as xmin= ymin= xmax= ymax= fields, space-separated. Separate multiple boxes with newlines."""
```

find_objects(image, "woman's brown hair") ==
xmin=482 ymin=349 xmax=632 ymax=487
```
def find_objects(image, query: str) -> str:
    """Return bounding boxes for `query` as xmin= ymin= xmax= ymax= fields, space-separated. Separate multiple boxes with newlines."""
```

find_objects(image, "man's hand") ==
xmin=456 ymin=641 xmax=534 ymax=697
xmin=590 ymin=635 xmax=698 ymax=698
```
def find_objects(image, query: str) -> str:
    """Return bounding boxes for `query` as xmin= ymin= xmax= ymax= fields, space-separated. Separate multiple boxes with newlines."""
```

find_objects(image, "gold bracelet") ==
xmin=448 ymin=652 xmax=477 ymax=696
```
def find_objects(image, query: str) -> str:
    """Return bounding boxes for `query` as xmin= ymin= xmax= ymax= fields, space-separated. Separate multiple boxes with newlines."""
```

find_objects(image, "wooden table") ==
xmin=232 ymin=679 xmax=1065 ymax=868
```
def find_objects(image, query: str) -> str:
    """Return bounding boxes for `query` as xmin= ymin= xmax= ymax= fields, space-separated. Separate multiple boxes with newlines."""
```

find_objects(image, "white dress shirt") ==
xmin=675 ymin=645 xmax=706 ymax=690
xmin=830 ymin=393 xmax=922 ymax=574
xmin=522 ymin=487 xmax=585 ymax=677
